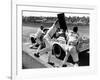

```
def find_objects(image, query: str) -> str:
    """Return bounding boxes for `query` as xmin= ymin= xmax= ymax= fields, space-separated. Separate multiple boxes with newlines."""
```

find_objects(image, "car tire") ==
xmin=52 ymin=44 xmax=66 ymax=60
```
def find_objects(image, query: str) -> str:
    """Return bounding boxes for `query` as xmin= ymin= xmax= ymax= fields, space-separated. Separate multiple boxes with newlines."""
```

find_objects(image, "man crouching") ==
xmin=30 ymin=25 xmax=44 ymax=49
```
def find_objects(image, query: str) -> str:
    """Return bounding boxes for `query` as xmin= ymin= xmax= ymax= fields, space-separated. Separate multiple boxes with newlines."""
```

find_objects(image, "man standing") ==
xmin=34 ymin=20 xmax=59 ymax=64
xmin=62 ymin=26 xmax=79 ymax=67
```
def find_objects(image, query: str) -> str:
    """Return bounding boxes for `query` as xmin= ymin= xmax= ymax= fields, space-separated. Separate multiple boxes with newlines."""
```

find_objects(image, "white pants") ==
xmin=36 ymin=37 xmax=41 ymax=45
xmin=38 ymin=34 xmax=52 ymax=62
xmin=63 ymin=45 xmax=79 ymax=64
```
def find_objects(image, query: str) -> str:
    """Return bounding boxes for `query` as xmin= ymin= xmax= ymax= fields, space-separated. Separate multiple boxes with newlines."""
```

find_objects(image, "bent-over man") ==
xmin=62 ymin=26 xmax=80 ymax=67
xmin=30 ymin=26 xmax=44 ymax=48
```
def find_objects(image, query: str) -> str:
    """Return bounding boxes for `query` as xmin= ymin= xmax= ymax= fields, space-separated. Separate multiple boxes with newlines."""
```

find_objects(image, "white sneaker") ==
xmin=73 ymin=63 xmax=79 ymax=67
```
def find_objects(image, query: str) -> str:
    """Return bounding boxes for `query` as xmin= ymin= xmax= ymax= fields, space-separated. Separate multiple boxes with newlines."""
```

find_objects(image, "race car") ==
xmin=51 ymin=35 xmax=89 ymax=60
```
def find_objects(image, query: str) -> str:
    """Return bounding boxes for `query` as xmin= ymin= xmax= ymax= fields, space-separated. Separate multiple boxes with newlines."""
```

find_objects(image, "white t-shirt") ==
xmin=35 ymin=28 xmax=44 ymax=39
xmin=67 ymin=31 xmax=79 ymax=45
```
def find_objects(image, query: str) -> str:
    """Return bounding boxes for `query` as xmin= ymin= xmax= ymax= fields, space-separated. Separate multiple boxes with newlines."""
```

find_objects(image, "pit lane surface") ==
xmin=22 ymin=26 xmax=89 ymax=69
xmin=22 ymin=43 xmax=74 ymax=69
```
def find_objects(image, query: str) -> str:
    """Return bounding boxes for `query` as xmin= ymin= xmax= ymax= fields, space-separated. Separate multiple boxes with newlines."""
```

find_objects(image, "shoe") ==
xmin=29 ymin=45 xmax=34 ymax=49
xmin=30 ymin=45 xmax=38 ymax=49
xmin=48 ymin=62 xmax=55 ymax=66
xmin=73 ymin=63 xmax=78 ymax=67
xmin=34 ymin=53 xmax=40 ymax=58
xmin=30 ymin=46 xmax=34 ymax=49
xmin=62 ymin=64 xmax=67 ymax=67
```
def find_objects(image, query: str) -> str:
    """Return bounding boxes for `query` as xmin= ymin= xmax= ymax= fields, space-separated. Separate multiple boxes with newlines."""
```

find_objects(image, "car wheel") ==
xmin=52 ymin=44 xmax=66 ymax=60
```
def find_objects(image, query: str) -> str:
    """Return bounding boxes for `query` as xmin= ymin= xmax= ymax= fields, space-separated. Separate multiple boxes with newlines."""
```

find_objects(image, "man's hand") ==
xmin=54 ymin=19 xmax=59 ymax=25
xmin=53 ymin=19 xmax=60 ymax=29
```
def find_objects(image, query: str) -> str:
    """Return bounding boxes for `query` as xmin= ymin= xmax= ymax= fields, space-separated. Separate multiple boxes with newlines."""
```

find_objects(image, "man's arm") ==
xmin=52 ymin=19 xmax=59 ymax=27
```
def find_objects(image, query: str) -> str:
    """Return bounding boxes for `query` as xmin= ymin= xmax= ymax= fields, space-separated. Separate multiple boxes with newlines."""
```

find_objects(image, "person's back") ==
xmin=35 ymin=28 xmax=43 ymax=38
xmin=62 ymin=26 xmax=79 ymax=67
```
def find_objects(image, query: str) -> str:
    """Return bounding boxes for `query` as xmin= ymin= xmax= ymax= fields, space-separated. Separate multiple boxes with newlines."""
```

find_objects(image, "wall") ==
xmin=0 ymin=0 xmax=99 ymax=80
